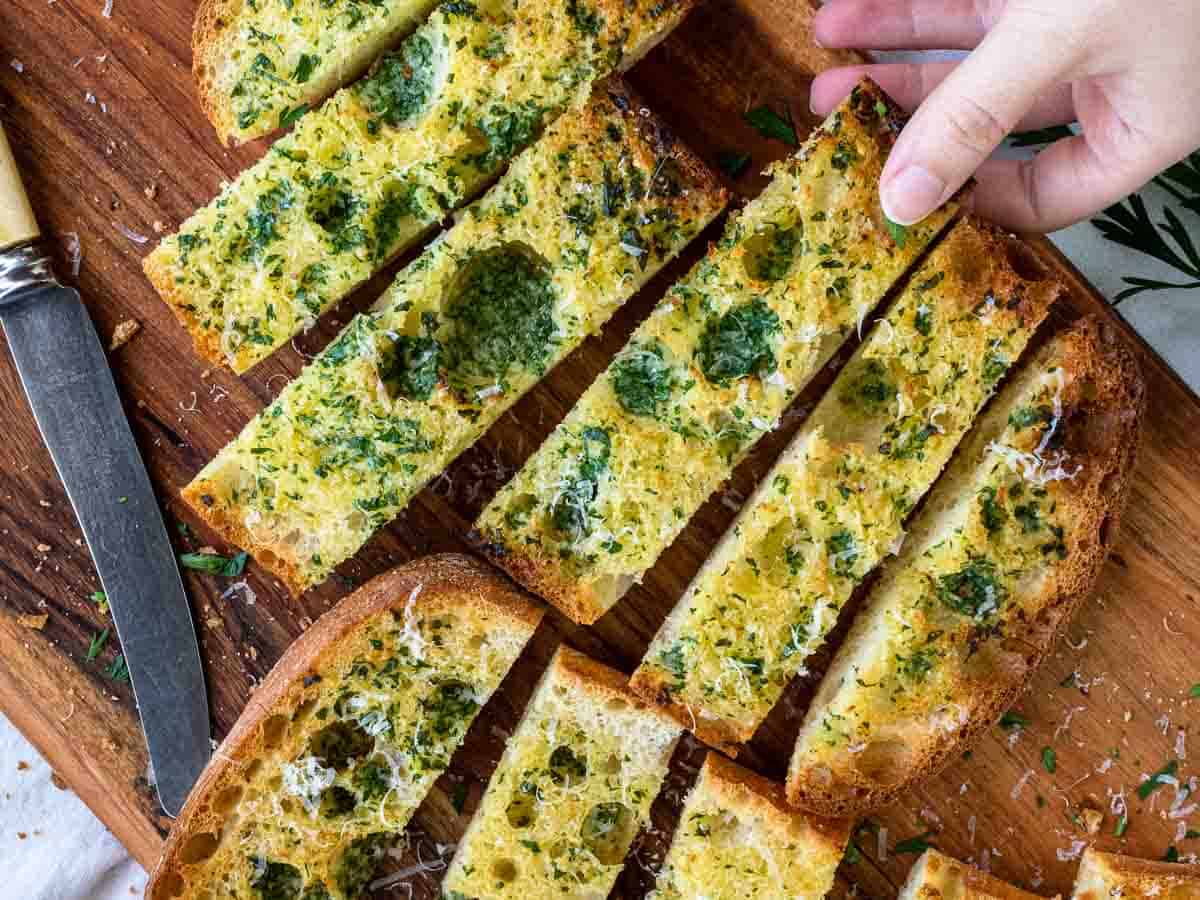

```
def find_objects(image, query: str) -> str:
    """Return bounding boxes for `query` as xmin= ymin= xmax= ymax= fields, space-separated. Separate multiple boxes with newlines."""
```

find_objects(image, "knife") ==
xmin=0 ymin=123 xmax=210 ymax=816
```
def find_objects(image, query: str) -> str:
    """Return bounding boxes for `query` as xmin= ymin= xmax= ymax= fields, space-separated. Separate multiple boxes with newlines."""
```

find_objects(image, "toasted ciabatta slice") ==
xmin=145 ymin=554 xmax=543 ymax=900
xmin=150 ymin=0 xmax=697 ymax=372
xmin=786 ymin=317 xmax=1144 ymax=816
xmin=629 ymin=219 xmax=1061 ymax=752
xmin=1072 ymin=847 xmax=1200 ymax=899
xmin=474 ymin=79 xmax=963 ymax=626
xmin=182 ymin=82 xmax=726 ymax=595
xmin=441 ymin=645 xmax=683 ymax=899
xmin=646 ymin=753 xmax=849 ymax=900
xmin=193 ymin=0 xmax=439 ymax=144
xmin=900 ymin=849 xmax=1045 ymax=900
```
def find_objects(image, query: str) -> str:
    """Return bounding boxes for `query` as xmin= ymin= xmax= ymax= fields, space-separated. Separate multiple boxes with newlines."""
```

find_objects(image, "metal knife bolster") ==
xmin=0 ymin=239 xmax=56 ymax=303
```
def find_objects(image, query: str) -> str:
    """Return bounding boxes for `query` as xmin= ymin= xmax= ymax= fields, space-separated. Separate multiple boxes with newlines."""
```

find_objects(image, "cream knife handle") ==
xmin=0 ymin=124 xmax=41 ymax=250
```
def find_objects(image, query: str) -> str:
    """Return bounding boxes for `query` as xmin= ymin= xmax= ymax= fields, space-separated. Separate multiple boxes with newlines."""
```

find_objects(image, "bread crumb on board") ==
xmin=108 ymin=318 xmax=141 ymax=351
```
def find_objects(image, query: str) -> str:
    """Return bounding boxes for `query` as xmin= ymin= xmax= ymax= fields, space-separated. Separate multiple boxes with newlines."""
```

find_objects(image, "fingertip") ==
xmin=812 ymin=1 xmax=859 ymax=49
xmin=880 ymin=164 xmax=950 ymax=226
xmin=809 ymin=68 xmax=870 ymax=116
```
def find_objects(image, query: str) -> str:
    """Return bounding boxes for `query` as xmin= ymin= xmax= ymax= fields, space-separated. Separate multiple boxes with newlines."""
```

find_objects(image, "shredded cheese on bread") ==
xmin=787 ymin=318 xmax=1144 ymax=816
xmin=145 ymin=555 xmax=543 ymax=900
xmin=150 ymin=0 xmax=697 ymax=371
xmin=181 ymin=81 xmax=726 ymax=595
xmin=475 ymin=79 xmax=960 ymax=625
xmin=630 ymin=219 xmax=1061 ymax=752
xmin=647 ymin=753 xmax=849 ymax=900
xmin=442 ymin=645 xmax=682 ymax=900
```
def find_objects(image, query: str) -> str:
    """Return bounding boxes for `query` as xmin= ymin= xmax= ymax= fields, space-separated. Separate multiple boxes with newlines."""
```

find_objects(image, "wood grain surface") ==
xmin=1 ymin=1 xmax=1198 ymax=897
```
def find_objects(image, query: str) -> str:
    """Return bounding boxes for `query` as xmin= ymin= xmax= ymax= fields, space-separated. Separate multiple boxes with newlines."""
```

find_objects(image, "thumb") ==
xmin=881 ymin=16 xmax=1072 ymax=225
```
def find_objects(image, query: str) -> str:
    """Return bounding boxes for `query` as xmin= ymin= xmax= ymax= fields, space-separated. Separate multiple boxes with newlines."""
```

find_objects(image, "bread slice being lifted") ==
xmin=145 ymin=554 xmax=543 ymax=900
xmin=475 ymin=79 xmax=962 ymax=625
xmin=647 ymin=753 xmax=849 ymax=900
xmin=630 ymin=218 xmax=1061 ymax=752
xmin=1072 ymin=847 xmax=1200 ymax=899
xmin=787 ymin=317 xmax=1144 ymax=817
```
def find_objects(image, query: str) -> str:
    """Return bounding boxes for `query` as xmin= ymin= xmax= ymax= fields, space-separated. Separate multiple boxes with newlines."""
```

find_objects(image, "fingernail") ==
xmin=882 ymin=165 xmax=947 ymax=226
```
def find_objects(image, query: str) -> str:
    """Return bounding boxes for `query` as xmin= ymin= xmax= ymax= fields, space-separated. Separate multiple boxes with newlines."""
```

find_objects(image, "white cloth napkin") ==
xmin=0 ymin=713 xmax=146 ymax=899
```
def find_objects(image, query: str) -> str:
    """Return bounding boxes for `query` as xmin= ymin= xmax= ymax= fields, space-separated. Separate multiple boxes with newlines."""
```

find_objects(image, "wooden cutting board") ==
xmin=1 ymin=0 xmax=1197 ymax=896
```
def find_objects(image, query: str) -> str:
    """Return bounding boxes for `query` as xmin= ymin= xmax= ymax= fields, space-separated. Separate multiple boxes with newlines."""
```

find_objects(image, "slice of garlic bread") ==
xmin=182 ymin=82 xmax=726 ymax=595
xmin=787 ymin=317 xmax=1144 ymax=816
xmin=145 ymin=554 xmax=543 ymax=900
xmin=647 ymin=753 xmax=849 ymax=900
xmin=900 ymin=849 xmax=1045 ymax=900
xmin=193 ymin=0 xmax=439 ymax=144
xmin=1072 ymin=848 xmax=1200 ymax=899
xmin=150 ymin=0 xmax=697 ymax=371
xmin=474 ymin=79 xmax=961 ymax=625
xmin=630 ymin=219 xmax=1061 ymax=751
xmin=441 ymin=645 xmax=683 ymax=900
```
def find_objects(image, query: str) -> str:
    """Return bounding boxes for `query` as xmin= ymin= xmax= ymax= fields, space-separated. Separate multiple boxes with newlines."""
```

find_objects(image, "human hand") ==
xmin=809 ymin=0 xmax=1200 ymax=232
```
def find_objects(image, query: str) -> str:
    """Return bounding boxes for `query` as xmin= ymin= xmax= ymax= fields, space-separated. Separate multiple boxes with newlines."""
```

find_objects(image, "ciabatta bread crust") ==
xmin=1072 ymin=848 xmax=1200 ymax=899
xmin=900 ymin=849 xmax=1046 ymax=900
xmin=146 ymin=554 xmax=542 ymax=900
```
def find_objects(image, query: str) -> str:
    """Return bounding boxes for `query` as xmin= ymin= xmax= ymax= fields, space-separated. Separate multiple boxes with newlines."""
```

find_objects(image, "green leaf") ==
xmin=1165 ymin=846 xmax=1180 ymax=863
xmin=893 ymin=832 xmax=935 ymax=855
xmin=1138 ymin=760 xmax=1179 ymax=799
xmin=1042 ymin=746 xmax=1057 ymax=773
xmin=179 ymin=551 xmax=249 ymax=576
xmin=1190 ymin=683 xmax=1200 ymax=698
xmin=278 ymin=104 xmax=308 ymax=129
xmin=843 ymin=842 xmax=862 ymax=864
xmin=1186 ymin=829 xmax=1200 ymax=840
xmin=718 ymin=151 xmax=752 ymax=178
xmin=107 ymin=654 xmax=130 ymax=683
xmin=884 ymin=215 xmax=908 ymax=248
xmin=999 ymin=711 xmax=1030 ymax=730
xmin=87 ymin=628 xmax=109 ymax=661
xmin=1114 ymin=813 xmax=1128 ymax=837
xmin=745 ymin=105 xmax=797 ymax=146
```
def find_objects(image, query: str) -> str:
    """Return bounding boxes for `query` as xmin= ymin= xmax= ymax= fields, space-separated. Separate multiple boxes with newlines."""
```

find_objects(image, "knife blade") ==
xmin=0 ymin=127 xmax=210 ymax=817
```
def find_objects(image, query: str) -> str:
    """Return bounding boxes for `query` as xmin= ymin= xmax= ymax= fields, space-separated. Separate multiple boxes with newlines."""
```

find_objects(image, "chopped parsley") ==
xmin=357 ymin=34 xmax=436 ymax=128
xmin=550 ymin=427 xmax=611 ymax=542
xmin=718 ymin=151 xmax=752 ymax=178
xmin=745 ymin=105 xmax=798 ymax=146
xmin=936 ymin=556 xmax=1006 ymax=619
xmin=1042 ymin=746 xmax=1057 ymax=773
xmin=893 ymin=832 xmax=935 ymax=854
xmin=179 ymin=550 xmax=249 ymax=576
xmin=380 ymin=334 xmax=440 ymax=402
xmin=999 ymin=710 xmax=1030 ymax=730
xmin=696 ymin=298 xmax=780 ymax=386
xmin=611 ymin=341 xmax=676 ymax=417
xmin=1138 ymin=760 xmax=1179 ymax=799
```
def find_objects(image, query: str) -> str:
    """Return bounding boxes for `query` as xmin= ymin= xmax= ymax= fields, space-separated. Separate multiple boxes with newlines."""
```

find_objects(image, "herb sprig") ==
xmin=1093 ymin=151 xmax=1200 ymax=302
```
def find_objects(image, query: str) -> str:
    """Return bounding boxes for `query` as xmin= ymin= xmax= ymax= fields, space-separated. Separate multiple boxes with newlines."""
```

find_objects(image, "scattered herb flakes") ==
xmin=718 ymin=151 xmax=752 ymax=178
xmin=107 ymin=653 xmax=130 ymax=683
xmin=843 ymin=842 xmax=862 ymax=864
xmin=999 ymin=711 xmax=1030 ymax=730
xmin=1165 ymin=846 xmax=1180 ymax=863
xmin=1138 ymin=760 xmax=1179 ymax=799
xmin=277 ymin=103 xmax=308 ymax=129
xmin=180 ymin=550 xmax=249 ymax=576
xmin=1190 ymin=683 xmax=1200 ymax=698
xmin=893 ymin=832 xmax=936 ymax=855
xmin=1186 ymin=830 xmax=1200 ymax=840
xmin=87 ymin=628 xmax=110 ymax=661
xmin=744 ymin=105 xmax=798 ymax=146
xmin=1114 ymin=813 xmax=1129 ymax=837
xmin=1042 ymin=746 xmax=1057 ymax=773
xmin=91 ymin=591 xmax=109 ymax=615
xmin=884 ymin=215 xmax=908 ymax=248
